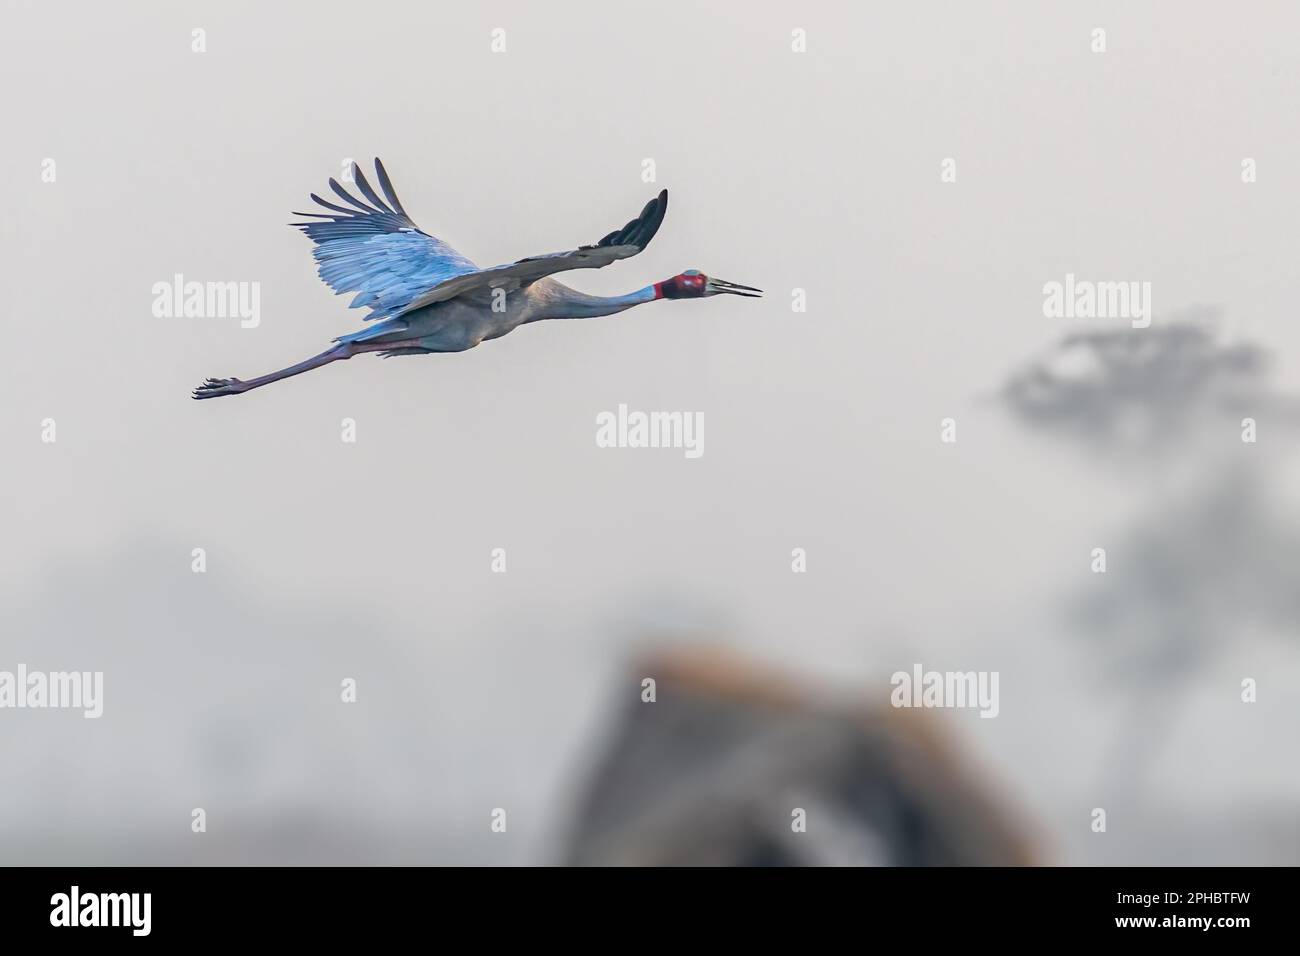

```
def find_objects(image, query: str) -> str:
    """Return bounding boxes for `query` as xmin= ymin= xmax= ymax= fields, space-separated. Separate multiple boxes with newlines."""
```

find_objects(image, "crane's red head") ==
xmin=654 ymin=270 xmax=762 ymax=300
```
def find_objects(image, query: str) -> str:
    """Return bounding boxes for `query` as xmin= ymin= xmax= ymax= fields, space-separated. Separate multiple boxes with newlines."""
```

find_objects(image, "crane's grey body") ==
xmin=193 ymin=159 xmax=757 ymax=399
xmin=361 ymin=277 xmax=655 ymax=355
xmin=363 ymin=284 xmax=540 ymax=354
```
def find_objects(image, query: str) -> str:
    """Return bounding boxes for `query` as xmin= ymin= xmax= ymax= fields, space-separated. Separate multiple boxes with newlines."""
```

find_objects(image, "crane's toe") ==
xmin=192 ymin=377 xmax=245 ymax=400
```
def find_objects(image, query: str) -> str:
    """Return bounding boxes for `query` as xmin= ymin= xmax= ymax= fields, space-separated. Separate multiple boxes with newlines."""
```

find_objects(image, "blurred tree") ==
xmin=999 ymin=313 xmax=1300 ymax=797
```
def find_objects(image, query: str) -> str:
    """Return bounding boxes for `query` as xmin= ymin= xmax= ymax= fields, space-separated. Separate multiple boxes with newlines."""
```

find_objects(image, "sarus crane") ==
xmin=193 ymin=159 xmax=761 ymax=399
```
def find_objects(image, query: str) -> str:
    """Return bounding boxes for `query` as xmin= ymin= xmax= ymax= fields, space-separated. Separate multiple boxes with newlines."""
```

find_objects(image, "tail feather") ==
xmin=335 ymin=316 xmax=409 ymax=344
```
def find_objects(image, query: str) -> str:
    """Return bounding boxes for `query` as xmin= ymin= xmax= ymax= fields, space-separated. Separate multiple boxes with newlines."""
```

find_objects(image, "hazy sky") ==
xmin=2 ymin=0 xmax=1298 ymax=864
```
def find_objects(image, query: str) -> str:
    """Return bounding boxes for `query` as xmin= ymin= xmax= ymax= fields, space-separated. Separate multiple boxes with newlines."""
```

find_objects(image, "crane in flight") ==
xmin=193 ymin=159 xmax=761 ymax=399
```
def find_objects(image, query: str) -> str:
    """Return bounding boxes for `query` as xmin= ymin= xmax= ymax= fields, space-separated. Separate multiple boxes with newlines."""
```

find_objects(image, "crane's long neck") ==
xmin=533 ymin=284 xmax=658 ymax=321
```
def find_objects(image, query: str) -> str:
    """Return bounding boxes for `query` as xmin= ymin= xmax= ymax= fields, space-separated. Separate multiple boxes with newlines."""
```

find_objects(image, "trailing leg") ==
xmin=192 ymin=343 xmax=354 ymax=399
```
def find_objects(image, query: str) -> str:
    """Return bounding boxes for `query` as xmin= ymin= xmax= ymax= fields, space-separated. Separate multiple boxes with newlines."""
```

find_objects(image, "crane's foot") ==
xmin=192 ymin=377 xmax=247 ymax=400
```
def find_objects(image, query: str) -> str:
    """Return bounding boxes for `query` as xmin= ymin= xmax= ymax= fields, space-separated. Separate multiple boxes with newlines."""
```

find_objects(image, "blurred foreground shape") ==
xmin=565 ymin=651 xmax=1036 ymax=866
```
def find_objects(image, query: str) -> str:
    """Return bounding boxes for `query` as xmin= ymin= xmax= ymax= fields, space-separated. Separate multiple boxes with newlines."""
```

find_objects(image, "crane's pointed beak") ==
xmin=706 ymin=277 xmax=763 ymax=298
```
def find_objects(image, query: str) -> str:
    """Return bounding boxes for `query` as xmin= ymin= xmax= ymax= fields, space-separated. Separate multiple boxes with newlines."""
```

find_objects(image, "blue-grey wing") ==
xmin=395 ymin=189 xmax=668 ymax=315
xmin=290 ymin=159 xmax=479 ymax=321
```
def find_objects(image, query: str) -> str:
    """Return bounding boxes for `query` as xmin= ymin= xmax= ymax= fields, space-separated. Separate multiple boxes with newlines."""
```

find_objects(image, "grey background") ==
xmin=1 ymin=0 xmax=1297 ymax=864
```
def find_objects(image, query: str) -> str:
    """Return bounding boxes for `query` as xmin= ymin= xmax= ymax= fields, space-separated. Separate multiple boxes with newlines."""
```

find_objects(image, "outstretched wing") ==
xmin=393 ymin=189 xmax=668 ymax=316
xmin=291 ymin=159 xmax=479 ymax=321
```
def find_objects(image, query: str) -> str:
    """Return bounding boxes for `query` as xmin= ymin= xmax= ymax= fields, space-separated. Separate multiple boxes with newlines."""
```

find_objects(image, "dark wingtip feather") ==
xmin=625 ymin=189 xmax=668 ymax=249
xmin=352 ymin=162 xmax=395 ymax=215
xmin=593 ymin=189 xmax=668 ymax=250
xmin=310 ymin=192 xmax=359 ymax=216
xmin=329 ymin=177 xmax=381 ymax=214
xmin=373 ymin=158 xmax=409 ymax=217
